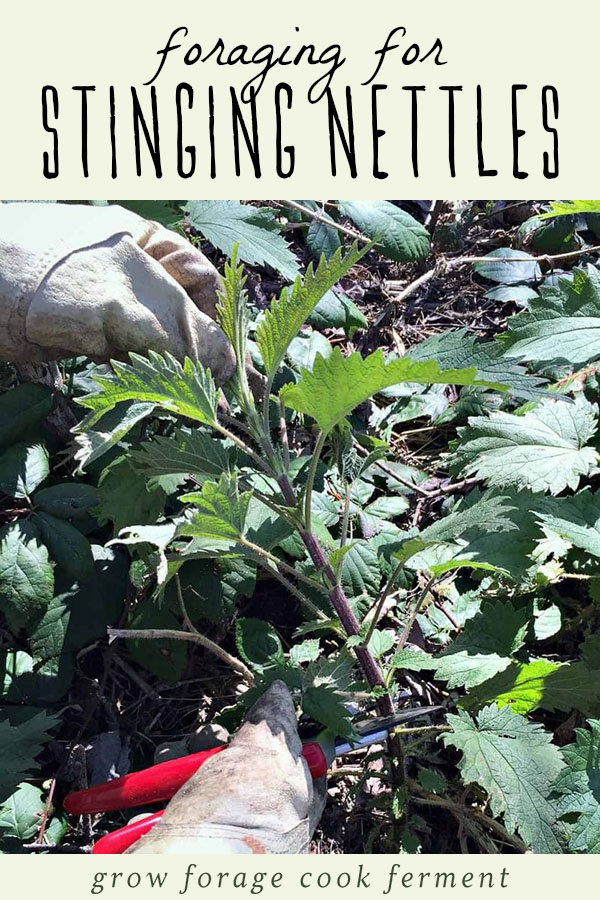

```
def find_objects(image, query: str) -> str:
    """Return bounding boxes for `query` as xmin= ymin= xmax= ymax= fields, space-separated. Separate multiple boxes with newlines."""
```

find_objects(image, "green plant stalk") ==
xmin=304 ymin=429 xmax=327 ymax=532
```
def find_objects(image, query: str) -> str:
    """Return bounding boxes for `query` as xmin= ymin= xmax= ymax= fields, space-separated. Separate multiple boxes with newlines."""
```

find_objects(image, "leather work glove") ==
xmin=127 ymin=681 xmax=329 ymax=854
xmin=0 ymin=203 xmax=235 ymax=383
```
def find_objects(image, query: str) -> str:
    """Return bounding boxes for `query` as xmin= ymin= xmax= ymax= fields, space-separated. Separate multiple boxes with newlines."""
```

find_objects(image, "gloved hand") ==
xmin=127 ymin=681 xmax=329 ymax=854
xmin=0 ymin=203 xmax=235 ymax=383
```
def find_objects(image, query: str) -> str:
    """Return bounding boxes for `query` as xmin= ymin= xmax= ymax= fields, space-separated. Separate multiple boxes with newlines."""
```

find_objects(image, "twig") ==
xmin=35 ymin=778 xmax=56 ymax=846
xmin=276 ymin=199 xmax=371 ymax=246
xmin=108 ymin=627 xmax=254 ymax=684
xmin=410 ymin=791 xmax=528 ymax=853
xmin=364 ymin=560 xmax=405 ymax=647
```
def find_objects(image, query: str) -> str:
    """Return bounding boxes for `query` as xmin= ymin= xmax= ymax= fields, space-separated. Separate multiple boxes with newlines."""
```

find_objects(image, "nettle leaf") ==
xmin=97 ymin=457 xmax=167 ymax=535
xmin=339 ymin=540 xmax=381 ymax=599
xmin=368 ymin=629 xmax=395 ymax=658
xmin=534 ymin=489 xmax=600 ymax=559
xmin=465 ymin=659 xmax=600 ymax=716
xmin=76 ymin=351 xmax=218 ymax=430
xmin=501 ymin=266 xmax=600 ymax=366
xmin=442 ymin=704 xmax=565 ymax=853
xmin=338 ymin=201 xmax=429 ymax=262
xmin=474 ymin=248 xmax=541 ymax=284
xmin=0 ymin=442 xmax=49 ymax=499
xmin=256 ymin=242 xmax=367 ymax=380
xmin=0 ymin=384 xmax=52 ymax=453
xmin=411 ymin=329 xmax=548 ymax=401
xmin=33 ymin=512 xmax=94 ymax=580
xmin=180 ymin=474 xmax=251 ymax=544
xmin=449 ymin=599 xmax=529 ymax=658
xmin=302 ymin=684 xmax=357 ymax=741
xmin=452 ymin=396 xmax=598 ymax=495
xmin=294 ymin=201 xmax=341 ymax=260
xmin=185 ymin=200 xmax=299 ymax=280
xmin=0 ymin=521 xmax=54 ymax=632
xmin=289 ymin=638 xmax=321 ymax=665
xmin=280 ymin=348 xmax=490 ymax=434
xmin=435 ymin=652 xmax=512 ymax=689
xmin=235 ymin=618 xmax=284 ymax=671
xmin=0 ymin=710 xmax=59 ymax=803
xmin=551 ymin=720 xmax=600 ymax=853
xmin=73 ymin=400 xmax=155 ymax=471
xmin=303 ymin=652 xmax=355 ymax=691
xmin=132 ymin=429 xmax=235 ymax=479
xmin=541 ymin=201 xmax=600 ymax=218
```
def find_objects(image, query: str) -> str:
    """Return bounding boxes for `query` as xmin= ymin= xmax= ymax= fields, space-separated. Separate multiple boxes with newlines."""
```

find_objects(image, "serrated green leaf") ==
xmin=308 ymin=290 xmax=368 ymax=335
xmin=541 ymin=201 xmax=600 ymax=218
xmin=500 ymin=266 xmax=600 ymax=366
xmin=302 ymin=684 xmax=357 ymax=741
xmin=180 ymin=474 xmax=251 ymax=544
xmin=289 ymin=639 xmax=321 ymax=665
xmin=0 ymin=442 xmax=49 ymax=499
xmin=235 ymin=618 xmax=284 ymax=671
xmin=551 ymin=720 xmax=600 ymax=853
xmin=76 ymin=351 xmax=218 ymax=431
xmin=442 ymin=704 xmax=565 ymax=853
xmin=0 ymin=711 xmax=59 ymax=804
xmin=0 ymin=521 xmax=53 ymax=632
xmin=73 ymin=400 xmax=155 ymax=471
xmin=338 ymin=201 xmax=429 ymax=262
xmin=257 ymin=242 xmax=367 ymax=380
xmin=450 ymin=599 xmax=529 ymax=657
xmin=452 ymin=396 xmax=598 ymax=495
xmin=464 ymin=659 xmax=600 ymax=716
xmin=368 ymin=629 xmax=395 ymax=659
xmin=185 ymin=200 xmax=299 ymax=280
xmin=132 ymin=428 xmax=235 ymax=479
xmin=411 ymin=328 xmax=548 ymax=401
xmin=533 ymin=489 xmax=600 ymax=560
xmin=280 ymin=348 xmax=489 ymax=434
xmin=96 ymin=457 xmax=167 ymax=535
xmin=0 ymin=783 xmax=46 ymax=840
xmin=34 ymin=512 xmax=94 ymax=580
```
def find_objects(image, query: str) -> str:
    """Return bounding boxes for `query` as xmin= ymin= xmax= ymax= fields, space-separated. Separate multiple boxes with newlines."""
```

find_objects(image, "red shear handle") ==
xmin=64 ymin=746 xmax=226 ymax=815
xmin=92 ymin=811 xmax=164 ymax=854
xmin=65 ymin=742 xmax=327 ymax=817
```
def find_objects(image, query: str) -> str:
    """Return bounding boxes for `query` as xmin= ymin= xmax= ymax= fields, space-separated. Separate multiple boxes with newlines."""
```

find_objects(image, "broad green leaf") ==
xmin=411 ymin=328 xmax=548 ymax=400
xmin=302 ymin=684 xmax=358 ymax=741
xmin=132 ymin=428 xmax=235 ymax=479
xmin=180 ymin=474 xmax=251 ymax=544
xmin=484 ymin=284 xmax=539 ymax=306
xmin=33 ymin=483 xmax=99 ymax=520
xmin=435 ymin=652 xmax=512 ymax=689
xmin=367 ymin=629 xmax=395 ymax=658
xmin=339 ymin=540 xmax=381 ymax=599
xmin=0 ymin=710 xmax=59 ymax=803
xmin=452 ymin=396 xmax=598 ymax=495
xmin=338 ymin=200 xmax=429 ymax=262
xmin=73 ymin=400 xmax=155 ymax=471
xmin=287 ymin=333 xmax=333 ymax=372
xmin=1 ymin=649 xmax=74 ymax=705
xmin=0 ymin=783 xmax=46 ymax=840
xmin=442 ymin=704 xmax=565 ymax=853
xmin=296 ymin=201 xmax=341 ymax=260
xmin=280 ymin=347 xmax=488 ymax=434
xmin=551 ymin=720 xmax=600 ymax=853
xmin=96 ymin=457 xmax=167 ymax=535
xmin=235 ymin=618 xmax=284 ymax=671
xmin=0 ymin=521 xmax=53 ymax=632
xmin=501 ymin=266 xmax=600 ymax=366
xmin=541 ymin=201 xmax=600 ymax=218
xmin=0 ymin=384 xmax=52 ymax=453
xmin=0 ymin=442 xmax=49 ymax=498
xmin=464 ymin=659 xmax=600 ymax=716
xmin=76 ymin=351 xmax=218 ymax=430
xmin=257 ymin=242 xmax=367 ymax=380
xmin=308 ymin=290 xmax=368 ymax=335
xmin=474 ymin=248 xmax=541 ymax=284
xmin=534 ymin=489 xmax=600 ymax=559
xmin=449 ymin=600 xmax=529 ymax=658
xmin=389 ymin=648 xmax=435 ymax=671
xmin=289 ymin=638 xmax=321 ymax=665
xmin=303 ymin=652 xmax=355 ymax=691
xmin=34 ymin=512 xmax=94 ymax=580
xmin=185 ymin=200 xmax=299 ymax=280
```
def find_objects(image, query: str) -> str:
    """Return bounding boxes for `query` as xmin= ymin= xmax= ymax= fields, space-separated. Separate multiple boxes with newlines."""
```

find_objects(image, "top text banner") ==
xmin=0 ymin=0 xmax=597 ymax=198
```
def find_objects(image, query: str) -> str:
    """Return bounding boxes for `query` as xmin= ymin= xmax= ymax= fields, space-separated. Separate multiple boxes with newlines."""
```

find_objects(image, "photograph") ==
xmin=0 ymin=198 xmax=599 ymax=856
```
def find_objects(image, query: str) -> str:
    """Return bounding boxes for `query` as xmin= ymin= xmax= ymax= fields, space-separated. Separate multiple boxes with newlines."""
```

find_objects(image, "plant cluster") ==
xmin=1 ymin=199 xmax=600 ymax=853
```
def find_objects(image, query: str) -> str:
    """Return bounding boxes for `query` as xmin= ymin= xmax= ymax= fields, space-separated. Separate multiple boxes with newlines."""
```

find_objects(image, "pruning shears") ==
xmin=64 ymin=705 xmax=441 ymax=854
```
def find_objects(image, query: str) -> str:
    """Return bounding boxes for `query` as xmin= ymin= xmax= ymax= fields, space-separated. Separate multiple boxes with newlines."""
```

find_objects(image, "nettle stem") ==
xmin=277 ymin=473 xmax=394 ymax=717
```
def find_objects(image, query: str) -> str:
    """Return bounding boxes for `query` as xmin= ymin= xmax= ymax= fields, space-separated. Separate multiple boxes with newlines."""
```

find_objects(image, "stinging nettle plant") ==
xmin=76 ymin=242 xmax=495 ymax=734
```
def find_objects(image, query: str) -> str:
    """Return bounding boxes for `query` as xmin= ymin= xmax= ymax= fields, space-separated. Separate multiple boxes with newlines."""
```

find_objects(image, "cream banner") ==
xmin=0 ymin=0 xmax=598 ymax=197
